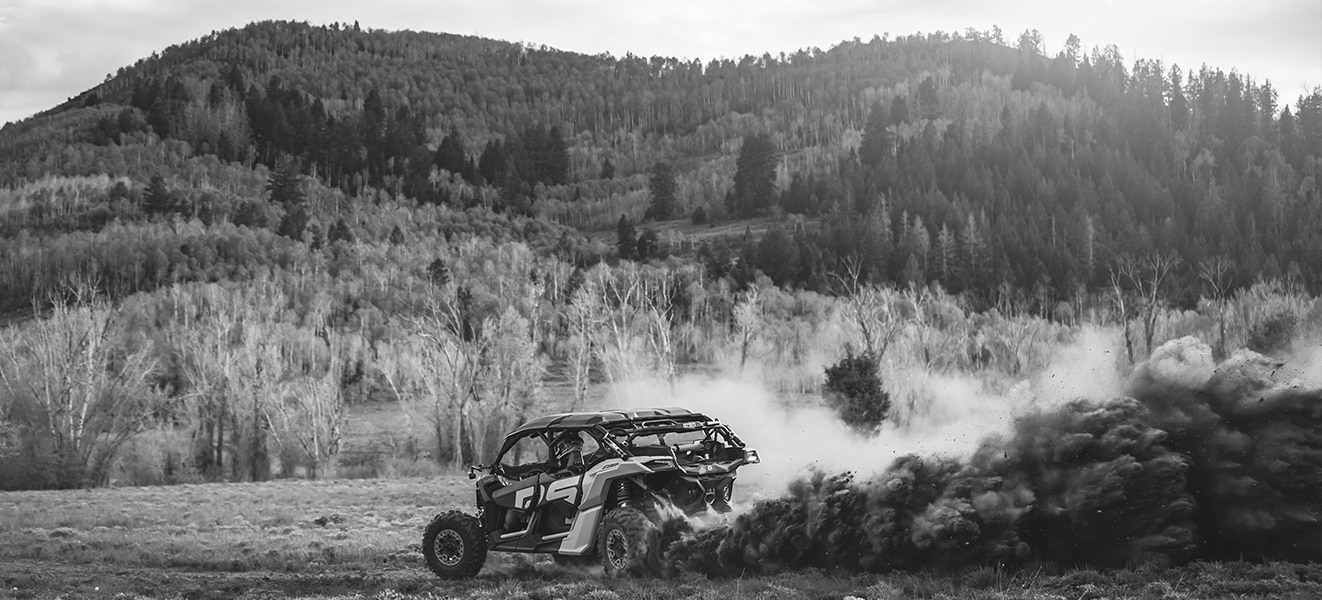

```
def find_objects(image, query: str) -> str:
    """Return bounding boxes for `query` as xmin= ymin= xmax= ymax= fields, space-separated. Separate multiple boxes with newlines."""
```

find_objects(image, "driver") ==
xmin=548 ymin=431 xmax=585 ymax=476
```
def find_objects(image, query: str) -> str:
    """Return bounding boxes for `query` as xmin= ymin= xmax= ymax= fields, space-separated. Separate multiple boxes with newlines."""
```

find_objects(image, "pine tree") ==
xmin=308 ymin=222 xmax=324 ymax=250
xmin=266 ymin=160 xmax=304 ymax=206
xmin=731 ymin=133 xmax=778 ymax=217
xmin=428 ymin=258 xmax=451 ymax=286
xmin=616 ymin=215 xmax=636 ymax=259
xmin=543 ymin=125 xmax=570 ymax=185
xmin=144 ymin=175 xmax=174 ymax=216
xmin=277 ymin=204 xmax=309 ymax=240
xmin=645 ymin=161 xmax=677 ymax=221
xmin=823 ymin=349 xmax=890 ymax=433
xmin=636 ymin=229 xmax=659 ymax=260
xmin=434 ymin=126 xmax=471 ymax=181
xmin=478 ymin=140 xmax=507 ymax=185
xmin=328 ymin=217 xmax=355 ymax=244
xmin=859 ymin=101 xmax=892 ymax=168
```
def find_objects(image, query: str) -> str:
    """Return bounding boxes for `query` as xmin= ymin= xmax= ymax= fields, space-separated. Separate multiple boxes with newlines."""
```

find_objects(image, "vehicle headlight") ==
xmin=744 ymin=449 xmax=760 ymax=464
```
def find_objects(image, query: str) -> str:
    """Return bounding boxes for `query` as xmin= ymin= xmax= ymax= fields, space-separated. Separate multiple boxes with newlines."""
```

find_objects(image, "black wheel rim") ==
xmin=606 ymin=529 xmax=630 ymax=570
xmin=434 ymin=529 xmax=464 ymax=567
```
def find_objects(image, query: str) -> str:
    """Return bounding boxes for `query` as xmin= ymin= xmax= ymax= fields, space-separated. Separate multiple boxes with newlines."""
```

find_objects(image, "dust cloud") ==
xmin=598 ymin=330 xmax=1322 ymax=574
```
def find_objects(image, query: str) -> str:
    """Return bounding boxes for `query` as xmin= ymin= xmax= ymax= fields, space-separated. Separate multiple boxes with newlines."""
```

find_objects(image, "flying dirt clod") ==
xmin=659 ymin=337 xmax=1321 ymax=576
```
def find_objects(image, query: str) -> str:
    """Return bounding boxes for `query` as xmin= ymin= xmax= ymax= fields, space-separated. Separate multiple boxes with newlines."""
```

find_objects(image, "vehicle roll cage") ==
xmin=476 ymin=416 xmax=748 ymax=476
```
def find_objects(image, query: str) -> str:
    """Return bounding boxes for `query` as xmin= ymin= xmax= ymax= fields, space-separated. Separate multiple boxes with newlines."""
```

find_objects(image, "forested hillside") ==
xmin=0 ymin=20 xmax=1319 ymax=491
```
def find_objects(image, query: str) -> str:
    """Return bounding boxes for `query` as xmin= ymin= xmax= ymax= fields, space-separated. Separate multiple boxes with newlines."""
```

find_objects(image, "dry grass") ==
xmin=0 ymin=476 xmax=472 ymax=572
xmin=3 ymin=478 xmax=1321 ymax=600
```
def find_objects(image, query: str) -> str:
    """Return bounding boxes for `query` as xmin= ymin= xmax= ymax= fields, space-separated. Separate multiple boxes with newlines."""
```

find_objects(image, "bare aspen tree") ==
xmin=0 ymin=421 xmax=17 ymax=459
xmin=223 ymin=320 xmax=285 ymax=481
xmin=732 ymin=285 xmax=762 ymax=377
xmin=0 ymin=297 xmax=163 ymax=487
xmin=169 ymin=281 xmax=287 ymax=481
xmin=588 ymin=265 xmax=645 ymax=385
xmin=830 ymin=258 xmax=904 ymax=361
xmin=375 ymin=336 xmax=431 ymax=454
xmin=409 ymin=285 xmax=489 ymax=469
xmin=469 ymin=306 xmax=544 ymax=461
xmin=645 ymin=273 xmax=677 ymax=389
xmin=273 ymin=332 xmax=354 ymax=479
xmin=169 ymin=286 xmax=239 ymax=478
xmin=842 ymin=286 xmax=907 ymax=362
xmin=1108 ymin=266 xmax=1135 ymax=364
xmin=1198 ymin=255 xmax=1233 ymax=360
xmin=1119 ymin=252 xmax=1180 ymax=357
xmin=566 ymin=283 xmax=602 ymax=410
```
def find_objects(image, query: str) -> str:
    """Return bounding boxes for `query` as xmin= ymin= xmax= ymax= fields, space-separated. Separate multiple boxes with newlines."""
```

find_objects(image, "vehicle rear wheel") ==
xmin=597 ymin=507 xmax=656 ymax=577
xmin=422 ymin=511 xmax=487 ymax=579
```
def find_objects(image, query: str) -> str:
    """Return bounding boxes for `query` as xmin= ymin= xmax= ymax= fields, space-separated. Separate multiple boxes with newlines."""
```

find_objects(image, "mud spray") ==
xmin=604 ymin=330 xmax=1322 ymax=575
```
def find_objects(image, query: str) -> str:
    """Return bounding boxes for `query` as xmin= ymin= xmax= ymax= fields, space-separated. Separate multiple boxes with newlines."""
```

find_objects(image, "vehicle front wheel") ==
xmin=422 ymin=511 xmax=487 ymax=579
xmin=597 ymin=507 xmax=656 ymax=577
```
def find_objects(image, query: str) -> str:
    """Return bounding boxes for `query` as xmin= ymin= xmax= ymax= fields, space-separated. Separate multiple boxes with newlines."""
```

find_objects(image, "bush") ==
xmin=111 ymin=429 xmax=198 ymax=486
xmin=823 ymin=349 xmax=890 ymax=433
xmin=1247 ymin=311 xmax=1297 ymax=355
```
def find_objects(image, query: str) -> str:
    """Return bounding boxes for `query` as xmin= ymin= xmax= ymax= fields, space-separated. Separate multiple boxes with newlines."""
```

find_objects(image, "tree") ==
xmin=730 ymin=133 xmax=778 ymax=217
xmin=232 ymin=199 xmax=271 ymax=229
xmin=277 ymin=203 xmax=310 ymax=240
xmin=890 ymin=96 xmax=910 ymax=125
xmin=434 ymin=125 xmax=472 ymax=182
xmin=1016 ymin=29 xmax=1043 ymax=56
xmin=1198 ymin=256 xmax=1233 ymax=359
xmin=823 ymin=348 xmax=890 ymax=434
xmin=266 ymin=159 xmax=304 ymax=206
xmin=0 ymin=294 xmax=164 ymax=488
xmin=272 ymin=333 xmax=353 ymax=479
xmin=328 ymin=217 xmax=356 ymax=244
xmin=600 ymin=157 xmax=616 ymax=180
xmin=499 ymin=168 xmax=532 ymax=216
xmin=732 ymin=286 xmax=762 ymax=376
xmin=645 ymin=161 xmax=677 ymax=221
xmin=635 ymin=229 xmax=659 ymax=260
xmin=428 ymin=258 xmax=451 ymax=286
xmin=616 ymin=215 xmax=636 ymax=259
xmin=756 ymin=225 xmax=799 ymax=287
xmin=542 ymin=125 xmax=570 ymax=185
xmin=478 ymin=140 xmax=508 ymax=185
xmin=917 ymin=77 xmax=940 ymax=118
xmin=144 ymin=175 xmax=175 ymax=217
xmin=565 ymin=281 xmax=602 ymax=410
xmin=1115 ymin=252 xmax=1180 ymax=359
xmin=859 ymin=101 xmax=892 ymax=168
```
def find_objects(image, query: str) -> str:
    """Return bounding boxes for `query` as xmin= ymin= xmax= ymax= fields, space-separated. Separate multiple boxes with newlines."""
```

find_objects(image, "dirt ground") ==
xmin=5 ymin=477 xmax=1322 ymax=600
xmin=3 ymin=559 xmax=431 ymax=599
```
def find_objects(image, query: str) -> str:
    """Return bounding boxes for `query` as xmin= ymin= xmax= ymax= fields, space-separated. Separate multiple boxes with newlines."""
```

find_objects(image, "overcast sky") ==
xmin=1 ymin=0 xmax=1319 ymax=126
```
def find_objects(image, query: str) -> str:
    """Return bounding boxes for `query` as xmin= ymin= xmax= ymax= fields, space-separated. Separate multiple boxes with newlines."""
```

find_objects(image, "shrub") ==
xmin=1247 ymin=311 xmax=1297 ymax=355
xmin=823 ymin=348 xmax=890 ymax=433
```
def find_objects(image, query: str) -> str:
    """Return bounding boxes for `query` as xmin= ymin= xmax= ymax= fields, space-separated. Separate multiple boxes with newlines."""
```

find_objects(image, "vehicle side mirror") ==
xmin=467 ymin=464 xmax=486 ymax=479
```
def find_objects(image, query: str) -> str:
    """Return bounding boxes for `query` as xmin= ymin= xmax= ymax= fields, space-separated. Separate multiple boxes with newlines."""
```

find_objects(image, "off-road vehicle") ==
xmin=422 ymin=407 xmax=760 ymax=578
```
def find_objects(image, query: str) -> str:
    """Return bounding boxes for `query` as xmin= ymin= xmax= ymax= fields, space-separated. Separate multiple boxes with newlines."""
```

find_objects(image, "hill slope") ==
xmin=0 ymin=21 xmax=1320 ymax=502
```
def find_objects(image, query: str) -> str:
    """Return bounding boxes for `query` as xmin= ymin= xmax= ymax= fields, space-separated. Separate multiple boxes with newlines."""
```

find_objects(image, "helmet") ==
xmin=551 ymin=431 xmax=583 ymax=461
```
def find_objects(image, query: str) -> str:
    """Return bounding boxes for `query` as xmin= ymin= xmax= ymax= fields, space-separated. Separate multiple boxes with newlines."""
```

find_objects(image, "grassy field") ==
xmin=3 ymin=476 xmax=1321 ymax=599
